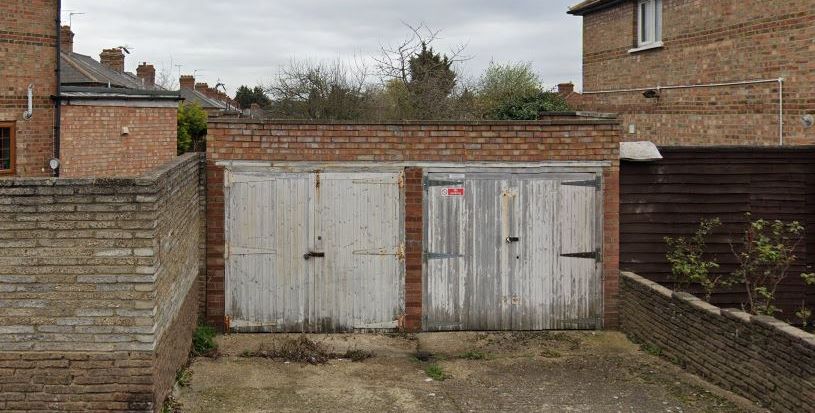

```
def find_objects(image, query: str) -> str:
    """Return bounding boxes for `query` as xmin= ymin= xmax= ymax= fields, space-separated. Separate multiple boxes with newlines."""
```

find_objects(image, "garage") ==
xmin=423 ymin=168 xmax=603 ymax=330
xmin=224 ymin=167 xmax=405 ymax=332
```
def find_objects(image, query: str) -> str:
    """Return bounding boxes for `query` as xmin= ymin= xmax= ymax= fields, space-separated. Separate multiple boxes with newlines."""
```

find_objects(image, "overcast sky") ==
xmin=62 ymin=0 xmax=583 ymax=95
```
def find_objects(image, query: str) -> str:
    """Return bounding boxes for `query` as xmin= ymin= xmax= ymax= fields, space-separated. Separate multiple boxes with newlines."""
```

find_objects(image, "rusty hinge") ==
xmin=424 ymin=251 xmax=464 ymax=260
xmin=560 ymin=249 xmax=602 ymax=262
xmin=562 ymin=176 xmax=601 ymax=190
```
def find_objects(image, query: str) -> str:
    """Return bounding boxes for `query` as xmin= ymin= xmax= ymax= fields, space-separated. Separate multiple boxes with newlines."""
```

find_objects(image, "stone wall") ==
xmin=0 ymin=153 xmax=204 ymax=411
xmin=205 ymin=117 xmax=621 ymax=331
xmin=575 ymin=0 xmax=815 ymax=146
xmin=621 ymin=272 xmax=815 ymax=413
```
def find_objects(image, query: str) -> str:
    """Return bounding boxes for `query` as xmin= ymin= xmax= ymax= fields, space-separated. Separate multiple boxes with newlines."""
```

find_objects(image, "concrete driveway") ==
xmin=173 ymin=332 xmax=761 ymax=413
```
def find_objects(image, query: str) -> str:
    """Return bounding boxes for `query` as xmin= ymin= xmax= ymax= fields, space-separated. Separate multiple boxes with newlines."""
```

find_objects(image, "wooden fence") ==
xmin=620 ymin=146 xmax=815 ymax=319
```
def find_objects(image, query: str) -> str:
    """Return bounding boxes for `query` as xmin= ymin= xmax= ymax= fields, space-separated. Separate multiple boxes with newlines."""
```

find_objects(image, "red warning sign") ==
xmin=441 ymin=187 xmax=465 ymax=197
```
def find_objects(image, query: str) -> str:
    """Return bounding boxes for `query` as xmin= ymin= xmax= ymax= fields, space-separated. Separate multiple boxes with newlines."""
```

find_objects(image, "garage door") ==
xmin=224 ymin=169 xmax=404 ymax=332
xmin=423 ymin=170 xmax=603 ymax=331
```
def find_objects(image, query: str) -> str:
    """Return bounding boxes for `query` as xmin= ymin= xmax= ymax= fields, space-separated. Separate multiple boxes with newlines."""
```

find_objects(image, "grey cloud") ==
xmin=63 ymin=0 xmax=582 ymax=94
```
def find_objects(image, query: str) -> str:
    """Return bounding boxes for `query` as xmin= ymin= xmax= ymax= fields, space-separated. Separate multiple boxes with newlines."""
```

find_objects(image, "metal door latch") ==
xmin=506 ymin=236 xmax=520 ymax=243
xmin=303 ymin=252 xmax=325 ymax=260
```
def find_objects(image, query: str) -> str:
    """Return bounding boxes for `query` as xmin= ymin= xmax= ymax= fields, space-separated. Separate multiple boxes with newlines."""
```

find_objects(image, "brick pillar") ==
xmin=99 ymin=48 xmax=125 ymax=72
xmin=403 ymin=167 xmax=424 ymax=332
xmin=205 ymin=162 xmax=226 ymax=330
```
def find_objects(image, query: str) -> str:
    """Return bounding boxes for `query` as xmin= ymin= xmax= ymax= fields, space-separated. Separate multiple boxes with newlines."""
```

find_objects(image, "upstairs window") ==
xmin=0 ymin=123 xmax=14 ymax=175
xmin=638 ymin=0 xmax=663 ymax=47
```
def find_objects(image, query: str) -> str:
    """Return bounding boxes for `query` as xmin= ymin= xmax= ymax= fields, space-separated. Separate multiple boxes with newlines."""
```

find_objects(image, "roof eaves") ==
xmin=568 ymin=0 xmax=629 ymax=16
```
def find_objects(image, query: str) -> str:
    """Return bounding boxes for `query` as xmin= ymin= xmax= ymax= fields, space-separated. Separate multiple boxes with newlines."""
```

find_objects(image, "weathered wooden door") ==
xmin=423 ymin=170 xmax=602 ymax=331
xmin=225 ymin=169 xmax=404 ymax=332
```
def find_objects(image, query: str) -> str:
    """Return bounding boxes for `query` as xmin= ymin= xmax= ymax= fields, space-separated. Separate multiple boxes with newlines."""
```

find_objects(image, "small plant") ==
xmin=665 ymin=218 xmax=723 ymax=301
xmin=802 ymin=273 xmax=815 ymax=286
xmin=730 ymin=215 xmax=806 ymax=316
xmin=191 ymin=324 xmax=218 ymax=357
xmin=460 ymin=350 xmax=487 ymax=360
xmin=175 ymin=367 xmax=192 ymax=388
xmin=641 ymin=342 xmax=662 ymax=357
xmin=795 ymin=304 xmax=812 ymax=330
xmin=425 ymin=364 xmax=447 ymax=381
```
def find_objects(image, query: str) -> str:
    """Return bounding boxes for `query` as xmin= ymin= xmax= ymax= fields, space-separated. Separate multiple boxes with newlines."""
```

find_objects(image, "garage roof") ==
xmin=568 ymin=0 xmax=629 ymax=16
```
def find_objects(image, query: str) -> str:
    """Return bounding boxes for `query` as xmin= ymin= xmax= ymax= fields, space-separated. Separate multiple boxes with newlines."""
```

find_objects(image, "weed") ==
xmin=540 ymin=349 xmax=562 ymax=358
xmin=160 ymin=396 xmax=181 ymax=413
xmin=460 ymin=350 xmax=487 ymax=360
xmin=191 ymin=324 xmax=218 ymax=357
xmin=342 ymin=348 xmax=374 ymax=362
xmin=175 ymin=367 xmax=192 ymax=388
xmin=425 ymin=363 xmax=447 ymax=381
xmin=640 ymin=342 xmax=662 ymax=357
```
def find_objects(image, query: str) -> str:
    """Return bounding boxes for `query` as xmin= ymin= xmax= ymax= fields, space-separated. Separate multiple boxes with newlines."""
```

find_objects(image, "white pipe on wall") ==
xmin=583 ymin=78 xmax=786 ymax=145
xmin=23 ymin=84 xmax=33 ymax=120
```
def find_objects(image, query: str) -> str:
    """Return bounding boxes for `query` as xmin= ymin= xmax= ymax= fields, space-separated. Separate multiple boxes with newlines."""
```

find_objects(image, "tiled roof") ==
xmin=179 ymin=88 xmax=229 ymax=109
xmin=61 ymin=51 xmax=155 ymax=90
xmin=568 ymin=0 xmax=627 ymax=15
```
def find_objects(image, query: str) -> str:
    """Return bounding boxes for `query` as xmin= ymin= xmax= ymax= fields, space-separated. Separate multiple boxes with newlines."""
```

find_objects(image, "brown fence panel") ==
xmin=621 ymin=146 xmax=815 ymax=319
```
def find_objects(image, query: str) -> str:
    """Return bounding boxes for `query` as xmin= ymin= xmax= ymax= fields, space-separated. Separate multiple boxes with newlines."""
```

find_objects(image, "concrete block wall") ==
xmin=621 ymin=272 xmax=815 ymax=412
xmin=0 ymin=153 xmax=203 ymax=412
xmin=204 ymin=118 xmax=621 ymax=332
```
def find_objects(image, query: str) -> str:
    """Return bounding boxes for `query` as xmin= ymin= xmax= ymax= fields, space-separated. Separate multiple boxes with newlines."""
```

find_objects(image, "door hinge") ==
xmin=560 ymin=249 xmax=602 ymax=262
xmin=562 ymin=176 xmax=601 ymax=190
xmin=423 ymin=176 xmax=464 ymax=190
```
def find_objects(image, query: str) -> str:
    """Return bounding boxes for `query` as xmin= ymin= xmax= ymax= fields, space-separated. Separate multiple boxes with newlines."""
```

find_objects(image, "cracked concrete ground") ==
xmin=174 ymin=331 xmax=764 ymax=413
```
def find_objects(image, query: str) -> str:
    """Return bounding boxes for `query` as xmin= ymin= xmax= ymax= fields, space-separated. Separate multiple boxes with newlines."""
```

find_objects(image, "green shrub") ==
xmin=665 ymin=218 xmax=722 ymax=301
xmin=425 ymin=363 xmax=447 ymax=381
xmin=191 ymin=324 xmax=217 ymax=357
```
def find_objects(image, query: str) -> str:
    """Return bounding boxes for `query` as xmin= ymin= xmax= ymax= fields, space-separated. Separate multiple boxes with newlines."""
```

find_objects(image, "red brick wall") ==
xmin=59 ymin=104 xmax=178 ymax=177
xmin=0 ymin=0 xmax=57 ymax=177
xmin=577 ymin=0 xmax=815 ymax=146
xmin=205 ymin=119 xmax=621 ymax=330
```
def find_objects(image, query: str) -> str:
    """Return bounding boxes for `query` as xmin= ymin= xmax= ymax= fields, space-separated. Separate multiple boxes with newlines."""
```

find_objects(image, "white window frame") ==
xmin=631 ymin=0 xmax=663 ymax=53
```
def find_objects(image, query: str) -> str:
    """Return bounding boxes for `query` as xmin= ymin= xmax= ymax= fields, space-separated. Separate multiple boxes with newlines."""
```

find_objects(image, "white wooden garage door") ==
xmin=423 ymin=170 xmax=603 ymax=331
xmin=224 ymin=169 xmax=404 ymax=332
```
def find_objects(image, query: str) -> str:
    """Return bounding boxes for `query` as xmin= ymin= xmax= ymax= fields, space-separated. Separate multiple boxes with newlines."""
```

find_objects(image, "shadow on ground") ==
xmin=174 ymin=331 xmax=763 ymax=413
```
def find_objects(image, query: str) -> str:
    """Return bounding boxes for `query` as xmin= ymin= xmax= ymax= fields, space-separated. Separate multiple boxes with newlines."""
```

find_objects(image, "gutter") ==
xmin=53 ymin=0 xmax=61 ymax=177
xmin=568 ymin=0 xmax=629 ymax=16
xmin=583 ymin=78 xmax=786 ymax=145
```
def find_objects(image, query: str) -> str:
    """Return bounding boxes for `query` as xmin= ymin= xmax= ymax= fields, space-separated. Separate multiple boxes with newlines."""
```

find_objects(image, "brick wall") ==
xmin=205 ymin=118 xmax=621 ymax=331
xmin=0 ymin=153 xmax=203 ymax=411
xmin=577 ymin=0 xmax=815 ymax=146
xmin=621 ymin=272 xmax=815 ymax=412
xmin=0 ymin=0 xmax=57 ymax=177
xmin=59 ymin=104 xmax=178 ymax=178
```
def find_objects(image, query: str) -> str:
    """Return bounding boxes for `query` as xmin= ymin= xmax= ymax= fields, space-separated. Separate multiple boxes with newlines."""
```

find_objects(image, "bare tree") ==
xmin=155 ymin=56 xmax=178 ymax=90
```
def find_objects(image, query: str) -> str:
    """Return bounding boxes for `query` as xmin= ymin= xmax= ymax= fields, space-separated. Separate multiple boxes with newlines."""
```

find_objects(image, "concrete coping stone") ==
xmin=621 ymin=271 xmax=673 ymax=298
xmin=673 ymin=292 xmax=722 ymax=316
xmin=720 ymin=308 xmax=753 ymax=323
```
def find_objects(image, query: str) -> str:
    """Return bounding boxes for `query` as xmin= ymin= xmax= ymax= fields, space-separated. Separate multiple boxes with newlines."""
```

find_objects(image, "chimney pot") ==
xmin=136 ymin=62 xmax=156 ymax=88
xmin=100 ymin=48 xmax=125 ymax=72
xmin=60 ymin=26 xmax=74 ymax=53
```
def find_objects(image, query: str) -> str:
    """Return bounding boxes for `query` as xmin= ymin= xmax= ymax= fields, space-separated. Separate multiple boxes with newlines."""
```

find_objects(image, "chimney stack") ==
xmin=60 ymin=26 xmax=74 ymax=53
xmin=136 ymin=62 xmax=156 ymax=87
xmin=557 ymin=82 xmax=575 ymax=96
xmin=179 ymin=75 xmax=195 ymax=90
xmin=100 ymin=48 xmax=125 ymax=72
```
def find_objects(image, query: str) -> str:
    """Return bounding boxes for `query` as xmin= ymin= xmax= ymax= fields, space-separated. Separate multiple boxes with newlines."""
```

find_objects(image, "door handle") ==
xmin=506 ymin=237 xmax=520 ymax=243
xmin=303 ymin=252 xmax=325 ymax=260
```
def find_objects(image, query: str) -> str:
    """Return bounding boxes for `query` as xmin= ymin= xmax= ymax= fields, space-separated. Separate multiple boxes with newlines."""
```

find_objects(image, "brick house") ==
xmin=0 ymin=0 xmax=58 ymax=178
xmin=59 ymin=26 xmax=181 ymax=177
xmin=178 ymin=74 xmax=241 ymax=118
xmin=568 ymin=0 xmax=815 ymax=146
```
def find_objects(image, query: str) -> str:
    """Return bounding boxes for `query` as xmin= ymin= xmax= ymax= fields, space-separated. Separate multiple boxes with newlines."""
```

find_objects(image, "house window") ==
xmin=0 ymin=123 xmax=14 ymax=174
xmin=638 ymin=0 xmax=662 ymax=47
